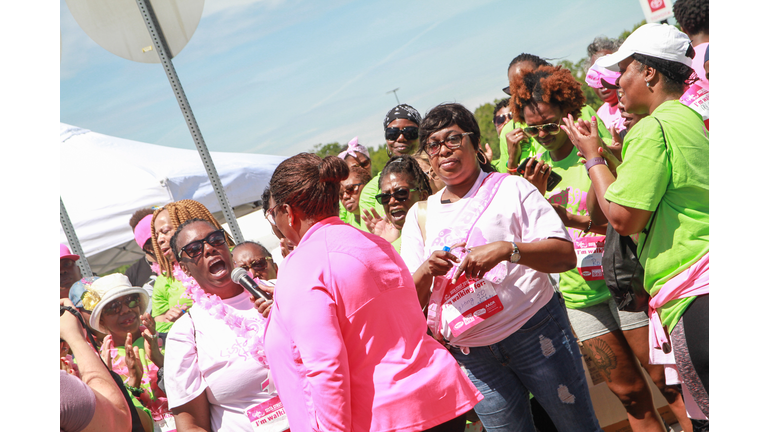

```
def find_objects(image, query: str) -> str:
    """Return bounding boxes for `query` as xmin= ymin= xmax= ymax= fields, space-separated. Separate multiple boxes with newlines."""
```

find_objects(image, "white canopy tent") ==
xmin=60 ymin=123 xmax=286 ymax=275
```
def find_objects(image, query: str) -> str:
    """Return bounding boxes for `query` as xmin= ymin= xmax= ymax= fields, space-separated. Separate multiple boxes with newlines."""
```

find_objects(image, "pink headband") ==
xmin=134 ymin=214 xmax=153 ymax=249
xmin=338 ymin=136 xmax=370 ymax=160
xmin=586 ymin=63 xmax=620 ymax=89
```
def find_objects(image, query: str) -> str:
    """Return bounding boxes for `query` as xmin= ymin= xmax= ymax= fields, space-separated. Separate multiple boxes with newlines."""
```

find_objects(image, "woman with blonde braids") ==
xmin=149 ymin=200 xmax=234 ymax=333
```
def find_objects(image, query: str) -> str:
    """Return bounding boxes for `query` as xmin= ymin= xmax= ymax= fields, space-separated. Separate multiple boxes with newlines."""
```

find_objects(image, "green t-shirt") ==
xmin=152 ymin=273 xmax=194 ymax=333
xmin=339 ymin=205 xmax=365 ymax=230
xmin=541 ymin=146 xmax=611 ymax=309
xmin=605 ymin=100 xmax=709 ymax=331
xmin=357 ymin=173 xmax=384 ymax=232
xmin=493 ymin=105 xmax=611 ymax=173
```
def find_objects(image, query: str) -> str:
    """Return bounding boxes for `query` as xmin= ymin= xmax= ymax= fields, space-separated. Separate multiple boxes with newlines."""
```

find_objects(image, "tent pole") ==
xmin=60 ymin=198 xmax=93 ymax=278
xmin=134 ymin=0 xmax=245 ymax=244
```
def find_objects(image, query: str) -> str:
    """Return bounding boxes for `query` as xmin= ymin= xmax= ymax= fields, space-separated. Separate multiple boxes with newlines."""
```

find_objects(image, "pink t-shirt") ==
xmin=596 ymin=101 xmax=625 ymax=133
xmin=400 ymin=171 xmax=571 ymax=347
xmin=692 ymin=42 xmax=709 ymax=88
xmin=165 ymin=290 xmax=272 ymax=431
xmin=265 ymin=217 xmax=482 ymax=432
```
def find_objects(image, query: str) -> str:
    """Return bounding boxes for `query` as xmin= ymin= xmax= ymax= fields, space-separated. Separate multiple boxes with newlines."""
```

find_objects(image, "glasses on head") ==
xmin=375 ymin=187 xmax=418 ymax=205
xmin=494 ymin=112 xmax=513 ymax=126
xmin=178 ymin=229 xmax=227 ymax=259
xmin=425 ymin=132 xmax=473 ymax=156
xmin=240 ymin=257 xmax=273 ymax=273
xmin=385 ymin=126 xmax=419 ymax=142
xmin=340 ymin=182 xmax=365 ymax=198
xmin=522 ymin=119 xmax=562 ymax=137
xmin=103 ymin=293 xmax=141 ymax=316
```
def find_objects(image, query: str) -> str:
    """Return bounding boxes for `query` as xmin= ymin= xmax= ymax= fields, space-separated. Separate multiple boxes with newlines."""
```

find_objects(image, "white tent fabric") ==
xmin=60 ymin=123 xmax=286 ymax=275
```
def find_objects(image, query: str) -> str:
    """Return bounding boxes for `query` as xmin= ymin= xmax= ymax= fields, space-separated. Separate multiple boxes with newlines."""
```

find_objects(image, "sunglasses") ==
xmin=375 ymin=187 xmax=418 ymax=205
xmin=385 ymin=126 xmax=419 ymax=142
xmin=142 ymin=241 xmax=155 ymax=258
xmin=103 ymin=293 xmax=141 ymax=316
xmin=340 ymin=182 xmax=365 ymax=198
xmin=522 ymin=119 xmax=562 ymax=137
xmin=425 ymin=132 xmax=473 ymax=156
xmin=494 ymin=112 xmax=513 ymax=126
xmin=240 ymin=257 xmax=273 ymax=273
xmin=178 ymin=229 xmax=227 ymax=259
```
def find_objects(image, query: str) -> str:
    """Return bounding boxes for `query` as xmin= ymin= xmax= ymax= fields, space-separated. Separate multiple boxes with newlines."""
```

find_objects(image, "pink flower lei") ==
xmin=151 ymin=263 xmax=269 ymax=366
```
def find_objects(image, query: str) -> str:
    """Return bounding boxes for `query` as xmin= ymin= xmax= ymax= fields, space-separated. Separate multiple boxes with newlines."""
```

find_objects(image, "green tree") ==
xmin=474 ymin=99 xmax=505 ymax=161
xmin=557 ymin=58 xmax=602 ymax=113
xmin=311 ymin=142 xmax=344 ymax=159
xmin=367 ymin=144 xmax=391 ymax=177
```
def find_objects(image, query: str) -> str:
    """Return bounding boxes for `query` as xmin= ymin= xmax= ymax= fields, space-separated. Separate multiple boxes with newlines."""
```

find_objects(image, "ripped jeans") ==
xmin=449 ymin=293 xmax=601 ymax=432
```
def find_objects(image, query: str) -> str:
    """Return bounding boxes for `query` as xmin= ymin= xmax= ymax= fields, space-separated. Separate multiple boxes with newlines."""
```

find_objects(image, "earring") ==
xmin=646 ymin=80 xmax=650 ymax=87
xmin=477 ymin=151 xmax=488 ymax=165
xmin=386 ymin=146 xmax=393 ymax=157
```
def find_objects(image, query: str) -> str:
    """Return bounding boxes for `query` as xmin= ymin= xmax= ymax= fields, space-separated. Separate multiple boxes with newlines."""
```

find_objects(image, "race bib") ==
xmin=245 ymin=396 xmax=290 ymax=432
xmin=157 ymin=413 xmax=177 ymax=432
xmin=435 ymin=275 xmax=504 ymax=338
xmin=574 ymin=236 xmax=605 ymax=281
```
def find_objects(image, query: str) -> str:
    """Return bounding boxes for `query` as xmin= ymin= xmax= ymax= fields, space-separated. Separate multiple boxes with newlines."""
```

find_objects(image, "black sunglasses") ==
xmin=385 ymin=126 xmax=419 ymax=142
xmin=142 ymin=240 xmax=155 ymax=258
xmin=340 ymin=182 xmax=366 ymax=198
xmin=179 ymin=229 xmax=227 ymax=259
xmin=240 ymin=257 xmax=273 ymax=272
xmin=103 ymin=293 xmax=141 ymax=316
xmin=493 ymin=112 xmax=513 ymax=126
xmin=375 ymin=187 xmax=418 ymax=205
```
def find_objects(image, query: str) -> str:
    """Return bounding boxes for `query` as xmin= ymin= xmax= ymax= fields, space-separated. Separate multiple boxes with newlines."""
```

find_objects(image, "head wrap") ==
xmin=383 ymin=104 xmax=422 ymax=129
xmin=338 ymin=136 xmax=370 ymax=160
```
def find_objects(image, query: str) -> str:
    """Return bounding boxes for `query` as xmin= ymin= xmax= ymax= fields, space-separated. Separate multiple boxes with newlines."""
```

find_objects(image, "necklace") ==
xmin=151 ymin=263 xmax=269 ymax=366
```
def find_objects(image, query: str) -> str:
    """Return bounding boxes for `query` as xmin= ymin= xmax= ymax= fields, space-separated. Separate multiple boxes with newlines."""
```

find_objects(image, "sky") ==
xmin=60 ymin=0 xmax=649 ymax=157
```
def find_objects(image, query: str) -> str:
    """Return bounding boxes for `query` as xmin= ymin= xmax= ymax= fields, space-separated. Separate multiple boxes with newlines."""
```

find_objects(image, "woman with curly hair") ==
xmin=563 ymin=23 xmax=709 ymax=422
xmin=510 ymin=64 xmax=679 ymax=432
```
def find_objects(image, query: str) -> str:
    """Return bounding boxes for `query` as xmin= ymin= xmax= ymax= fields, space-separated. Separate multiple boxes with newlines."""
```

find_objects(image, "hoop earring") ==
xmin=477 ymin=151 xmax=488 ymax=165
xmin=386 ymin=146 xmax=393 ymax=158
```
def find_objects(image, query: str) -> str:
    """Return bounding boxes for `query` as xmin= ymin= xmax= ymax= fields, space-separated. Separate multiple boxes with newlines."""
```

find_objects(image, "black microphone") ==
xmin=231 ymin=267 xmax=272 ymax=301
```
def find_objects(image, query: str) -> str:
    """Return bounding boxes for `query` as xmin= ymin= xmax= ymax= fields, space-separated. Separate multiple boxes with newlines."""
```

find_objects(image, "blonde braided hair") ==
xmin=150 ymin=199 xmax=234 ymax=278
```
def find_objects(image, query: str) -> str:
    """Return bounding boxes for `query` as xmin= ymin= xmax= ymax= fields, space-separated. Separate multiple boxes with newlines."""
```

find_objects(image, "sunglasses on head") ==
xmin=178 ymin=229 xmax=227 ymax=259
xmin=375 ymin=187 xmax=418 ymax=205
xmin=103 ymin=293 xmax=141 ymax=316
xmin=340 ymin=182 xmax=365 ymax=198
xmin=522 ymin=119 xmax=562 ymax=137
xmin=494 ymin=112 xmax=513 ymax=126
xmin=385 ymin=126 xmax=419 ymax=142
xmin=240 ymin=257 xmax=273 ymax=273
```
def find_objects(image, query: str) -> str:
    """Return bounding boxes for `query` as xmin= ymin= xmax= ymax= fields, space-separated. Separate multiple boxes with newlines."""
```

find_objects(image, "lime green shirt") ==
xmin=152 ymin=273 xmax=194 ymax=333
xmin=541 ymin=146 xmax=611 ymax=308
xmin=357 ymin=173 xmax=384 ymax=232
xmin=339 ymin=205 xmax=365 ymax=230
xmin=604 ymin=100 xmax=709 ymax=331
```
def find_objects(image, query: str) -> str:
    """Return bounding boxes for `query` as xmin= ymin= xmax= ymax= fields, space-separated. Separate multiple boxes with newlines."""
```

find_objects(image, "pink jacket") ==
xmin=265 ymin=217 xmax=482 ymax=432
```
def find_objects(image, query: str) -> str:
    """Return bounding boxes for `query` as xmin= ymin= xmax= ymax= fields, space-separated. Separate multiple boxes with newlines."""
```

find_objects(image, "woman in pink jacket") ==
xmin=263 ymin=153 xmax=482 ymax=432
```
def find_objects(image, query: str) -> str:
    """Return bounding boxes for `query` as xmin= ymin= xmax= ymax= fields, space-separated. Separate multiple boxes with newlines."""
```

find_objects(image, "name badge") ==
xmin=245 ymin=395 xmax=290 ymax=432
xmin=574 ymin=236 xmax=605 ymax=281
xmin=439 ymin=275 xmax=503 ymax=338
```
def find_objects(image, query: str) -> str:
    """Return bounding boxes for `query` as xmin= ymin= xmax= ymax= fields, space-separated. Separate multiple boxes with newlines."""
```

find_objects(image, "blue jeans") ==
xmin=449 ymin=293 xmax=601 ymax=432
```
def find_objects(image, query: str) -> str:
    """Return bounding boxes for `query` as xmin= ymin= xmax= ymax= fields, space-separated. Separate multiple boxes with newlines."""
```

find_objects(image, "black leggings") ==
xmin=422 ymin=413 xmax=467 ymax=432
xmin=671 ymin=294 xmax=709 ymax=417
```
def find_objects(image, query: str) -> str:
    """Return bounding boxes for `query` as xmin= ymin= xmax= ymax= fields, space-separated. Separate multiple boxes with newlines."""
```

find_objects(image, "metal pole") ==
xmin=387 ymin=88 xmax=400 ymax=105
xmin=134 ymin=0 xmax=245 ymax=244
xmin=60 ymin=198 xmax=93 ymax=278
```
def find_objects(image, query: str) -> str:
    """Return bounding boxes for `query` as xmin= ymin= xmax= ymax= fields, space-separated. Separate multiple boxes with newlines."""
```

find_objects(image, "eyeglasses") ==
xmin=340 ymin=182 xmax=365 ymax=198
xmin=142 ymin=241 xmax=155 ymax=258
xmin=265 ymin=204 xmax=281 ymax=226
xmin=425 ymin=132 xmax=473 ymax=156
xmin=494 ymin=112 xmax=513 ymax=126
xmin=385 ymin=126 xmax=419 ymax=142
xmin=239 ymin=257 xmax=273 ymax=273
xmin=178 ymin=229 xmax=227 ymax=259
xmin=103 ymin=293 xmax=141 ymax=316
xmin=522 ymin=119 xmax=562 ymax=137
xmin=617 ymin=89 xmax=625 ymax=99
xmin=375 ymin=187 xmax=418 ymax=205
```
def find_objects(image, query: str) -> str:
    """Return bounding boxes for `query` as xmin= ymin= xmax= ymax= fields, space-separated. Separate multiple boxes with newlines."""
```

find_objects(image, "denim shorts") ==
xmin=448 ymin=292 xmax=601 ymax=432
xmin=566 ymin=296 xmax=649 ymax=341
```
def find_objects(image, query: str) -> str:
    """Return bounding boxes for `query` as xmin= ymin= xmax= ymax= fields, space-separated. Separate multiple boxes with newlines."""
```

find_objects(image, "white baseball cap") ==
xmin=595 ymin=23 xmax=693 ymax=72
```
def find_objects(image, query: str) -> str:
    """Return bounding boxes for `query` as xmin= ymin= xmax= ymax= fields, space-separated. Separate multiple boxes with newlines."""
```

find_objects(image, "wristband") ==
xmin=584 ymin=157 xmax=606 ymax=176
xmin=585 ymin=219 xmax=592 ymax=233
xmin=125 ymin=385 xmax=144 ymax=397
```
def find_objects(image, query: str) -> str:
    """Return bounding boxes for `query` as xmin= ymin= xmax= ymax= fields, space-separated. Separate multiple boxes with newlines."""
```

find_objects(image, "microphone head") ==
xmin=231 ymin=267 xmax=248 ymax=283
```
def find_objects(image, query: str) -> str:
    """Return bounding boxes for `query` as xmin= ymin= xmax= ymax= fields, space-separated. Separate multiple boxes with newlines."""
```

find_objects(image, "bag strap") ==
xmin=416 ymin=200 xmax=428 ymax=242
xmin=637 ymin=117 xmax=669 ymax=257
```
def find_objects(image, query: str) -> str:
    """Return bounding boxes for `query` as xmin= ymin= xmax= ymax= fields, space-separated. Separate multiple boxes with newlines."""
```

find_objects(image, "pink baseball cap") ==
xmin=60 ymin=243 xmax=80 ymax=261
xmin=134 ymin=214 xmax=154 ymax=249
xmin=585 ymin=63 xmax=620 ymax=89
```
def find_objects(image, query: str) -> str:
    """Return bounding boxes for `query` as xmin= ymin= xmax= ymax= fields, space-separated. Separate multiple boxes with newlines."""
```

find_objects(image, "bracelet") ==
xmin=585 ymin=219 xmax=592 ymax=233
xmin=125 ymin=384 xmax=144 ymax=397
xmin=584 ymin=157 xmax=606 ymax=177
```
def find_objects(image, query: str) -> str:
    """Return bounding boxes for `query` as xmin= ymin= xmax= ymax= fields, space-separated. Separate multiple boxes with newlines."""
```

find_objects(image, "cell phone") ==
xmin=515 ymin=157 xmax=563 ymax=192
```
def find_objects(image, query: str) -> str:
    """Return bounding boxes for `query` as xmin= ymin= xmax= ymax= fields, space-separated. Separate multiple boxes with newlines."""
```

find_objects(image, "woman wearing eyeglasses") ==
xmin=263 ymin=152 xmax=482 ymax=432
xmin=563 ymin=23 xmax=709 ymax=421
xmin=82 ymin=273 xmax=168 ymax=431
xmin=164 ymin=218 xmax=288 ymax=431
xmin=399 ymin=103 xmax=602 ymax=432
xmin=361 ymin=155 xmax=430 ymax=252
xmin=511 ymin=64 xmax=674 ymax=432
xmin=357 ymin=104 xmax=422 ymax=226
xmin=338 ymin=165 xmax=372 ymax=230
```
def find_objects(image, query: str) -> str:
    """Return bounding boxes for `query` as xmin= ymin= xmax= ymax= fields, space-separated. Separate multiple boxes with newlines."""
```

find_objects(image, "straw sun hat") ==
xmin=83 ymin=273 xmax=149 ymax=334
